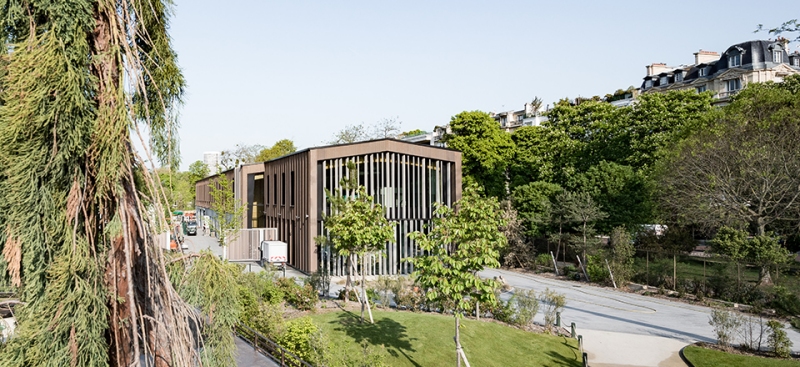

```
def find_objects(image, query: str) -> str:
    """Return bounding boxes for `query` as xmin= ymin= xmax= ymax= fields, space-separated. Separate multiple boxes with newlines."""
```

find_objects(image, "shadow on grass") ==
xmin=331 ymin=311 xmax=420 ymax=367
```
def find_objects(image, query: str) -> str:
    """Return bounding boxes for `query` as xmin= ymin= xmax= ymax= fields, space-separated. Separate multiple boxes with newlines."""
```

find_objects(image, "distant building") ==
xmin=203 ymin=151 xmax=221 ymax=173
xmin=491 ymin=101 xmax=549 ymax=133
xmin=641 ymin=39 xmax=800 ymax=103
xmin=195 ymin=139 xmax=462 ymax=275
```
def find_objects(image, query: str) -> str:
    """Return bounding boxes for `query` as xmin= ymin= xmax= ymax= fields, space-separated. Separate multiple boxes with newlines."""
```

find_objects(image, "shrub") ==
xmin=738 ymin=313 xmax=766 ymax=351
xmin=790 ymin=317 xmax=800 ymax=331
xmin=535 ymin=254 xmax=553 ymax=271
xmin=248 ymin=302 xmax=286 ymax=338
xmin=540 ymin=288 xmax=566 ymax=331
xmin=708 ymin=308 xmax=741 ymax=349
xmin=393 ymin=277 xmax=426 ymax=311
xmin=510 ymin=289 xmax=539 ymax=328
xmin=491 ymin=298 xmax=515 ymax=324
xmin=278 ymin=277 xmax=318 ymax=311
xmin=585 ymin=255 xmax=609 ymax=284
xmin=767 ymin=320 xmax=793 ymax=358
xmin=770 ymin=286 xmax=800 ymax=317
xmin=337 ymin=288 xmax=359 ymax=302
xmin=373 ymin=276 xmax=397 ymax=308
xmin=276 ymin=317 xmax=318 ymax=362
xmin=306 ymin=270 xmax=331 ymax=297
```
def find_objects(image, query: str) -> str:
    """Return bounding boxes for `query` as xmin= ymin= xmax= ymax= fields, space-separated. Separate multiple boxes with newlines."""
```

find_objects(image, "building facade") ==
xmin=203 ymin=151 xmax=221 ymax=173
xmin=641 ymin=39 xmax=800 ymax=103
xmin=196 ymin=139 xmax=462 ymax=275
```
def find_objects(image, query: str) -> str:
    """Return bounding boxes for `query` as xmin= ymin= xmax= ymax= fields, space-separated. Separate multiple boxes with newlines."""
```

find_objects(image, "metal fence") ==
xmin=235 ymin=323 xmax=313 ymax=367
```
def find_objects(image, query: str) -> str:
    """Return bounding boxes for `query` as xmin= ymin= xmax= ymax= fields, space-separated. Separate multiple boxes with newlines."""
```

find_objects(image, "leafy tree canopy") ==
xmin=255 ymin=139 xmax=297 ymax=162
xmin=657 ymin=76 xmax=800 ymax=236
xmin=443 ymin=111 xmax=515 ymax=198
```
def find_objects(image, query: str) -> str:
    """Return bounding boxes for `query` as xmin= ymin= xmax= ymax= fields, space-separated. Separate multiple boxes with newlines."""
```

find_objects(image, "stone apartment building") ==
xmin=641 ymin=39 xmax=800 ymax=103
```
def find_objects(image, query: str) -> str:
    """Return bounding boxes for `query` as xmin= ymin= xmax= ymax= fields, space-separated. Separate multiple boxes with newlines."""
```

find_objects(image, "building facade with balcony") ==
xmin=491 ymin=101 xmax=549 ymax=133
xmin=641 ymin=39 xmax=800 ymax=103
xmin=196 ymin=139 xmax=462 ymax=275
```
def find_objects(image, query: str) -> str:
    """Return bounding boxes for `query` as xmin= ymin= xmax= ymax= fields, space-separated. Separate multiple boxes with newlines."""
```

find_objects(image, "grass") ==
xmin=683 ymin=345 xmax=800 ymax=367
xmin=308 ymin=309 xmax=582 ymax=367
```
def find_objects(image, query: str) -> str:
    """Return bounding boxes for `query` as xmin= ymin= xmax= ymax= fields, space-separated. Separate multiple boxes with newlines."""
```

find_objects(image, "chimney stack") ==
xmin=646 ymin=63 xmax=669 ymax=76
xmin=694 ymin=50 xmax=719 ymax=65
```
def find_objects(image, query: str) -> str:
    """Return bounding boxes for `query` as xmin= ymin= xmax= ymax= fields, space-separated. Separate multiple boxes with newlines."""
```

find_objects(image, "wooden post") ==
xmin=646 ymin=251 xmax=650 ymax=286
xmin=550 ymin=251 xmax=559 ymax=276
xmin=673 ymin=254 xmax=677 ymax=291
xmin=455 ymin=315 xmax=461 ymax=367
xmin=476 ymin=302 xmax=480 ymax=320
xmin=606 ymin=259 xmax=617 ymax=289
xmin=576 ymin=256 xmax=590 ymax=282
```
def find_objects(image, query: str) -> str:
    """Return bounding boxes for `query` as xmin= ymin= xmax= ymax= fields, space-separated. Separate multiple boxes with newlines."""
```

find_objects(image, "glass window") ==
xmin=675 ymin=73 xmax=683 ymax=82
xmin=290 ymin=171 xmax=295 ymax=206
xmin=698 ymin=67 xmax=706 ymax=77
xmin=645 ymin=80 xmax=653 ymax=88
xmin=774 ymin=51 xmax=782 ymax=63
xmin=727 ymin=79 xmax=741 ymax=91
xmin=660 ymin=76 xmax=668 ymax=85
xmin=794 ymin=58 xmax=800 ymax=66
xmin=696 ymin=85 xmax=707 ymax=93
xmin=729 ymin=54 xmax=741 ymax=67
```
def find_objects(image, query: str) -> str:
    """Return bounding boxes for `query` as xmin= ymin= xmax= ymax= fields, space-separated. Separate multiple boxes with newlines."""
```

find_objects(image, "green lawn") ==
xmin=683 ymin=346 xmax=800 ymax=367
xmin=308 ymin=309 xmax=581 ymax=367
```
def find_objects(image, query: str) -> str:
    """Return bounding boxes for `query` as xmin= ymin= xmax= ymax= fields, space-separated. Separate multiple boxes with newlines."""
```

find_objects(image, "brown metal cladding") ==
xmin=196 ymin=139 xmax=462 ymax=274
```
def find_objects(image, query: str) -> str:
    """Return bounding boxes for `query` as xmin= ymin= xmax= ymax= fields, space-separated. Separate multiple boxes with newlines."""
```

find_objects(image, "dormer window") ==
xmin=698 ymin=67 xmax=707 ymax=77
xmin=660 ymin=76 xmax=669 ymax=85
xmin=675 ymin=72 xmax=683 ymax=82
xmin=774 ymin=51 xmax=783 ymax=63
xmin=794 ymin=57 xmax=800 ymax=67
xmin=645 ymin=79 xmax=653 ymax=89
xmin=729 ymin=53 xmax=741 ymax=67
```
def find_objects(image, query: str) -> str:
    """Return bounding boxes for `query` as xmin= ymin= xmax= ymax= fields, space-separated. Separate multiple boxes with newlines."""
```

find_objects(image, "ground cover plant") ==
xmin=309 ymin=309 xmax=582 ymax=367
xmin=683 ymin=345 xmax=800 ymax=367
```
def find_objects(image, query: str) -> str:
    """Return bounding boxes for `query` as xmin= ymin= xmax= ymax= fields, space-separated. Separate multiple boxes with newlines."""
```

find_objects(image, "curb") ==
xmin=679 ymin=345 xmax=696 ymax=367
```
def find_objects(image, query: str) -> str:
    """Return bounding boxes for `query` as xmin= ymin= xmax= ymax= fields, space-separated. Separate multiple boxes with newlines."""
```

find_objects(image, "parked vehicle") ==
xmin=186 ymin=221 xmax=197 ymax=236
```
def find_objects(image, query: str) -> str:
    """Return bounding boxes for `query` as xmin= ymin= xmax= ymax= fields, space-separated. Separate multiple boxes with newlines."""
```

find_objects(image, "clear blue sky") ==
xmin=170 ymin=0 xmax=798 ymax=170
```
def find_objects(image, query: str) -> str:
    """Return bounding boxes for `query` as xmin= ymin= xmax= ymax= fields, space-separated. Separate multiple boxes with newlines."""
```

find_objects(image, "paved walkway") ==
xmin=479 ymin=268 xmax=800 ymax=367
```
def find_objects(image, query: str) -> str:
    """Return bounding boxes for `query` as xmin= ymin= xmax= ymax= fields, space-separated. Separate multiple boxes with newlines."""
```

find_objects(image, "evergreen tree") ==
xmin=0 ymin=1 xmax=216 ymax=366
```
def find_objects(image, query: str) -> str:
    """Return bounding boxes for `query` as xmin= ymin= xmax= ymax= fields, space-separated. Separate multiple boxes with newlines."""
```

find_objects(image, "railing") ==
xmin=235 ymin=324 xmax=313 ymax=367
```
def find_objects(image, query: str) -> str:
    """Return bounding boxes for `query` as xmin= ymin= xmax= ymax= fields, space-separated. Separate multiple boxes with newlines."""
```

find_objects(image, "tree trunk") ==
xmin=758 ymin=267 xmax=773 ymax=286
xmin=361 ymin=254 xmax=374 ymax=324
xmin=345 ymin=255 xmax=353 ymax=304
xmin=673 ymin=254 xmax=677 ymax=291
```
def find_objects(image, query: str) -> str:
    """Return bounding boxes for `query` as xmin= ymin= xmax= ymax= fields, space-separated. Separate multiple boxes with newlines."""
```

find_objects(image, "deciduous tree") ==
xmin=316 ymin=162 xmax=395 ymax=323
xmin=209 ymin=173 xmax=246 ymax=259
xmin=658 ymin=77 xmax=800 ymax=239
xmin=408 ymin=185 xmax=507 ymax=367
xmin=443 ymin=111 xmax=515 ymax=198
xmin=255 ymin=139 xmax=297 ymax=162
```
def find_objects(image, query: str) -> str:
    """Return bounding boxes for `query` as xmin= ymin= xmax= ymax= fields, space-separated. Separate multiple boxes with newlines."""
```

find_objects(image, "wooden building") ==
xmin=195 ymin=139 xmax=462 ymax=274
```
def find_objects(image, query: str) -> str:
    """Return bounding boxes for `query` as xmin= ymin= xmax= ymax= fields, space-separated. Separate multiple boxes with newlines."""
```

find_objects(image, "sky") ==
xmin=169 ymin=0 xmax=799 ymax=170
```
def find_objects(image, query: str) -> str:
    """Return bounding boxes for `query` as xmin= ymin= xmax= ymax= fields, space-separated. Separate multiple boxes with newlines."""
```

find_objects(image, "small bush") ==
xmin=535 ymin=254 xmax=552 ymax=271
xmin=337 ymin=288 xmax=359 ymax=302
xmin=708 ymin=308 xmax=741 ymax=349
xmin=373 ymin=276 xmax=397 ymax=308
xmin=738 ymin=313 xmax=766 ymax=351
xmin=585 ymin=255 xmax=609 ymax=284
xmin=510 ymin=289 xmax=539 ymax=328
xmin=540 ymin=288 xmax=566 ymax=331
xmin=491 ymin=298 xmax=515 ymax=324
xmin=306 ymin=270 xmax=331 ymax=297
xmin=278 ymin=277 xmax=318 ymax=311
xmin=249 ymin=302 xmax=286 ymax=338
xmin=276 ymin=317 xmax=318 ymax=362
xmin=790 ymin=317 xmax=800 ymax=331
xmin=770 ymin=286 xmax=800 ymax=317
xmin=393 ymin=277 xmax=426 ymax=311
xmin=767 ymin=320 xmax=793 ymax=358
